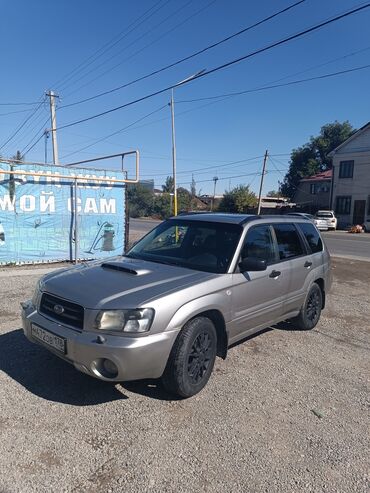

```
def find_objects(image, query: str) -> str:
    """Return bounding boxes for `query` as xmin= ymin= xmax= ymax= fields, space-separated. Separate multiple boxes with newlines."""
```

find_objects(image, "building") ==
xmin=293 ymin=170 xmax=332 ymax=212
xmin=328 ymin=122 xmax=370 ymax=228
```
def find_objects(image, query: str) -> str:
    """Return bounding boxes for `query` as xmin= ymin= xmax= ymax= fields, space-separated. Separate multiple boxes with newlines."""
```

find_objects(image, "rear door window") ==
xmin=297 ymin=222 xmax=323 ymax=253
xmin=273 ymin=223 xmax=305 ymax=260
xmin=241 ymin=225 xmax=276 ymax=264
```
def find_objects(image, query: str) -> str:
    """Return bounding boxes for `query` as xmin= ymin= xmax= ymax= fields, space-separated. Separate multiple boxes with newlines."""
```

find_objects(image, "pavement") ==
xmin=0 ymin=258 xmax=369 ymax=492
xmin=322 ymin=230 xmax=370 ymax=261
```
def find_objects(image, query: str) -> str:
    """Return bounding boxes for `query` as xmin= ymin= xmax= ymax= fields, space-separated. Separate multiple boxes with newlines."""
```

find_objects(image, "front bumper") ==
xmin=21 ymin=302 xmax=179 ymax=382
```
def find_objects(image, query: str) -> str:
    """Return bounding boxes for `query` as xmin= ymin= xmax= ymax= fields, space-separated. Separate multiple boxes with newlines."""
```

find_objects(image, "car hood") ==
xmin=40 ymin=257 xmax=217 ymax=309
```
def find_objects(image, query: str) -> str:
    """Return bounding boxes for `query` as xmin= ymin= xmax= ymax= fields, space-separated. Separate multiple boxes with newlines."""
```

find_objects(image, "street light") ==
xmin=170 ymin=69 xmax=205 ymax=216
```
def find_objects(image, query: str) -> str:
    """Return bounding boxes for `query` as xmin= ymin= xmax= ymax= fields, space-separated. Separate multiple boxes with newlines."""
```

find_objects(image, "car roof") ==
xmin=172 ymin=212 xmax=312 ymax=225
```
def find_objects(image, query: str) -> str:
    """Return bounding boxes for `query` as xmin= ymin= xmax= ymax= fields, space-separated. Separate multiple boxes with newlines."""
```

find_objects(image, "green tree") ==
xmin=162 ymin=176 xmax=174 ymax=193
xmin=177 ymin=187 xmax=191 ymax=212
xmin=153 ymin=193 xmax=171 ymax=219
xmin=281 ymin=121 xmax=355 ymax=200
xmin=190 ymin=175 xmax=196 ymax=198
xmin=127 ymin=183 xmax=154 ymax=218
xmin=267 ymin=190 xmax=280 ymax=197
xmin=218 ymin=185 xmax=257 ymax=213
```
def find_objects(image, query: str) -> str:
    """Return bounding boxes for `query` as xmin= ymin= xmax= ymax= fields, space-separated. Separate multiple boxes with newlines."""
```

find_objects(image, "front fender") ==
xmin=165 ymin=290 xmax=231 ymax=332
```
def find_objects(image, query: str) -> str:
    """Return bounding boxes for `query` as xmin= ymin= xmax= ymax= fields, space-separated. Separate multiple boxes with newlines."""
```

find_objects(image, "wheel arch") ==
xmin=314 ymin=277 xmax=325 ymax=309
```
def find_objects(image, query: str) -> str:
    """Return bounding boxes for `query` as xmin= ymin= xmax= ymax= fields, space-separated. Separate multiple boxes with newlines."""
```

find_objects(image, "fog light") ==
xmin=102 ymin=358 xmax=118 ymax=377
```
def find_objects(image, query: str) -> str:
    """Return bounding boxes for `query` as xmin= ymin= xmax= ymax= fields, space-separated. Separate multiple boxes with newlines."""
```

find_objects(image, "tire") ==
xmin=291 ymin=283 xmax=322 ymax=331
xmin=162 ymin=316 xmax=217 ymax=398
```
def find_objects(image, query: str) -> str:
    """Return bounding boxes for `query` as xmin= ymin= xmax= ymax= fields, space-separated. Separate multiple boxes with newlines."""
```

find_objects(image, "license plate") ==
xmin=31 ymin=324 xmax=66 ymax=354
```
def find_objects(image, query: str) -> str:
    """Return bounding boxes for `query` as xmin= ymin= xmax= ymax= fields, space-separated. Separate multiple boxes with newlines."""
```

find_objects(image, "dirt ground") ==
xmin=0 ymin=257 xmax=369 ymax=492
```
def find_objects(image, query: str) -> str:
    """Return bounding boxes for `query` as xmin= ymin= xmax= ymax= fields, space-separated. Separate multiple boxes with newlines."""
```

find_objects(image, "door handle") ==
xmin=269 ymin=270 xmax=281 ymax=278
xmin=304 ymin=261 xmax=312 ymax=268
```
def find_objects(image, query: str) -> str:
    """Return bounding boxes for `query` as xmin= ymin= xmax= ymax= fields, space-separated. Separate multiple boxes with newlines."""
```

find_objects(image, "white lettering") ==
xmin=0 ymin=194 xmax=15 ymax=211
xmin=40 ymin=195 xmax=56 ymax=213
xmin=100 ymin=198 xmax=116 ymax=214
xmin=20 ymin=195 xmax=36 ymax=212
xmin=84 ymin=198 xmax=98 ymax=213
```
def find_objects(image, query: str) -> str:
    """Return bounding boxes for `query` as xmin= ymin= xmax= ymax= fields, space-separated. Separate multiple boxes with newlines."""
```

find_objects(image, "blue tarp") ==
xmin=0 ymin=162 xmax=126 ymax=264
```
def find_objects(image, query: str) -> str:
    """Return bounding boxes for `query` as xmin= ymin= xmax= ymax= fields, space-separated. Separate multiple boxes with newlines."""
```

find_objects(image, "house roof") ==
xmin=300 ymin=169 xmax=332 ymax=182
xmin=328 ymin=121 xmax=370 ymax=157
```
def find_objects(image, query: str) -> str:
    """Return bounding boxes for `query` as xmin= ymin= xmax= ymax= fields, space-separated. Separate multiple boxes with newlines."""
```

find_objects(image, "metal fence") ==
xmin=0 ymin=152 xmax=139 ymax=264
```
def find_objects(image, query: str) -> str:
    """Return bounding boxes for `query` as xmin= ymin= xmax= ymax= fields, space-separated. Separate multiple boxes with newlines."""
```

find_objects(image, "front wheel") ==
xmin=162 ymin=316 xmax=217 ymax=398
xmin=291 ymin=283 xmax=322 ymax=330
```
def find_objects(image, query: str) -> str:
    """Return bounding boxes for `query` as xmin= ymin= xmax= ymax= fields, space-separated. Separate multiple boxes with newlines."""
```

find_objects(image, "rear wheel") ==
xmin=162 ymin=316 xmax=217 ymax=398
xmin=291 ymin=283 xmax=322 ymax=330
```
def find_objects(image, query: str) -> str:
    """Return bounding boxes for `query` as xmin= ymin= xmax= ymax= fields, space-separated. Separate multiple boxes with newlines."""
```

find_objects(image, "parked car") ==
xmin=21 ymin=214 xmax=332 ymax=398
xmin=315 ymin=210 xmax=337 ymax=230
xmin=363 ymin=219 xmax=370 ymax=232
xmin=287 ymin=212 xmax=328 ymax=231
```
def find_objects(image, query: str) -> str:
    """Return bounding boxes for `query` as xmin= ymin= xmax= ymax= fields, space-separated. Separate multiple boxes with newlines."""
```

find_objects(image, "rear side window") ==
xmin=273 ymin=224 xmax=304 ymax=260
xmin=297 ymin=222 xmax=323 ymax=253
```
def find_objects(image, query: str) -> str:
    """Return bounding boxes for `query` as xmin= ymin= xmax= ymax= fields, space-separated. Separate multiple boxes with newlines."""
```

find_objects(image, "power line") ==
xmin=54 ymin=3 xmax=370 ymax=131
xmin=141 ymin=156 xmax=264 ymax=178
xmin=178 ymin=171 xmax=260 ymax=186
xmin=21 ymin=131 xmax=46 ymax=157
xmin=176 ymin=63 xmax=370 ymax=103
xmin=63 ymin=0 xmax=202 ymax=97
xmin=53 ymin=0 xmax=169 ymax=91
xmin=61 ymin=104 xmax=168 ymax=160
xmin=61 ymin=0 xmax=306 ymax=108
xmin=0 ymin=101 xmax=41 ymax=106
xmin=20 ymin=117 xmax=50 ymax=156
xmin=0 ymin=99 xmax=45 ymax=152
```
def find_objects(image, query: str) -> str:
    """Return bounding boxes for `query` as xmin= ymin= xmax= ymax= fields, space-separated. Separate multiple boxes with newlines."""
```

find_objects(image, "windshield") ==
xmin=316 ymin=212 xmax=333 ymax=217
xmin=126 ymin=219 xmax=242 ymax=273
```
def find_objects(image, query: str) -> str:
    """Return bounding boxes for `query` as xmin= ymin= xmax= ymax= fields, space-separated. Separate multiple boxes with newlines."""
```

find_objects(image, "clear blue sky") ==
xmin=1 ymin=0 xmax=370 ymax=195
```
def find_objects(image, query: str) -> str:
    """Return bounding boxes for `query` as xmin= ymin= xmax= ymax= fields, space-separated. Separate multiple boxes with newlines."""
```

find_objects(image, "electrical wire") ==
xmin=0 ymin=101 xmax=41 ymax=106
xmin=61 ymin=104 xmax=168 ymax=161
xmin=20 ymin=117 xmax=50 ymax=156
xmin=0 ymin=99 xmax=45 ymax=152
xmin=53 ymin=0 xmax=169 ymax=91
xmin=63 ymin=0 xmax=200 ymax=97
xmin=178 ymin=171 xmax=260 ymax=186
xmin=61 ymin=0 xmax=306 ymax=108
xmin=176 ymin=63 xmax=370 ymax=103
xmin=54 ymin=3 xmax=370 ymax=131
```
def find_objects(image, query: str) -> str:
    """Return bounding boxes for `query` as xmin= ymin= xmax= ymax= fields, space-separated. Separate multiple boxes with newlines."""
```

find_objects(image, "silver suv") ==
xmin=21 ymin=214 xmax=332 ymax=398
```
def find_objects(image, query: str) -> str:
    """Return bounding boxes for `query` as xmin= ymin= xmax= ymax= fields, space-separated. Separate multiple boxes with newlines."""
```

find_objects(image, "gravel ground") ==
xmin=0 ymin=258 xmax=369 ymax=493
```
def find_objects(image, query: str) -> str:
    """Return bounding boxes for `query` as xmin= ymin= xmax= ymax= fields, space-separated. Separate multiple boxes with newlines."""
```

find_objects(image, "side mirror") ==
xmin=239 ymin=257 xmax=267 ymax=273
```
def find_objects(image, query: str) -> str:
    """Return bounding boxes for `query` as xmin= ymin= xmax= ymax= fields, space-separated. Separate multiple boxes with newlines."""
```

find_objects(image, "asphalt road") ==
xmin=129 ymin=218 xmax=370 ymax=261
xmin=322 ymin=231 xmax=370 ymax=261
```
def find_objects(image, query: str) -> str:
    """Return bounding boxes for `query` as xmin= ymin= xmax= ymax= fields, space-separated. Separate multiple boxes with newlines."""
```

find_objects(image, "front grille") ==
xmin=39 ymin=293 xmax=84 ymax=330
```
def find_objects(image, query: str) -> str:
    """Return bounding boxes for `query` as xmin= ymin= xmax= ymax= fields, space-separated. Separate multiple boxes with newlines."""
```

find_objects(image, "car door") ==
xmin=271 ymin=223 xmax=313 ymax=317
xmin=229 ymin=224 xmax=291 ymax=344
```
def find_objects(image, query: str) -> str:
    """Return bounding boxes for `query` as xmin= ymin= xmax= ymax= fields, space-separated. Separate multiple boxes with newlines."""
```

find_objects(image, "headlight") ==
xmin=95 ymin=308 xmax=154 ymax=333
xmin=32 ymin=279 xmax=43 ymax=306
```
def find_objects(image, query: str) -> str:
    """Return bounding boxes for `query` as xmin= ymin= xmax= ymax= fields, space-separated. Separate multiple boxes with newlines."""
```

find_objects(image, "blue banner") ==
xmin=0 ymin=162 xmax=125 ymax=264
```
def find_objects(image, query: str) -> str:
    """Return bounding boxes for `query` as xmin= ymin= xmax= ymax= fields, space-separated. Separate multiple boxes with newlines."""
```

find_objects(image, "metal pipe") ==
xmin=74 ymin=178 xmax=78 ymax=264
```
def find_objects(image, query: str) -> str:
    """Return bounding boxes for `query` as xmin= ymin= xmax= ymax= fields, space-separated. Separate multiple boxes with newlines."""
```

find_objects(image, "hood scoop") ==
xmin=101 ymin=262 xmax=138 ymax=275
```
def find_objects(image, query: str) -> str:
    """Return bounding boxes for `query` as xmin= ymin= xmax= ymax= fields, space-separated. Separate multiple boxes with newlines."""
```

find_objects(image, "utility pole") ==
xmin=211 ymin=176 xmax=218 ymax=211
xmin=257 ymin=150 xmax=268 ymax=215
xmin=170 ymin=89 xmax=177 ymax=216
xmin=46 ymin=90 xmax=59 ymax=165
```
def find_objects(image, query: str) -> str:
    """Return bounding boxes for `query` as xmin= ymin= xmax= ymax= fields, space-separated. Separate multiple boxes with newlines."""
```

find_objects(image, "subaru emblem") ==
xmin=53 ymin=304 xmax=64 ymax=315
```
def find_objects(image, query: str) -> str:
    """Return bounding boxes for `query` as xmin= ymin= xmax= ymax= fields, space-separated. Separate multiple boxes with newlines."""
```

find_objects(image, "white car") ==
xmin=287 ymin=213 xmax=328 ymax=231
xmin=315 ymin=210 xmax=337 ymax=230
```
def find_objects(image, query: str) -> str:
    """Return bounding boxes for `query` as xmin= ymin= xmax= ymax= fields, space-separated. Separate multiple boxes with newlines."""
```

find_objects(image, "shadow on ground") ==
xmin=0 ymin=328 xmax=127 ymax=405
